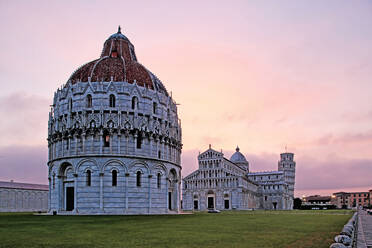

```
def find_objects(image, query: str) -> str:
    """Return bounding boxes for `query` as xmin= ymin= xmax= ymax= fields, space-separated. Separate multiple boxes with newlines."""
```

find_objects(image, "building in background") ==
xmin=47 ymin=28 xmax=182 ymax=214
xmin=349 ymin=191 xmax=370 ymax=208
xmin=301 ymin=195 xmax=334 ymax=210
xmin=332 ymin=190 xmax=371 ymax=209
xmin=331 ymin=192 xmax=351 ymax=209
xmin=0 ymin=181 xmax=48 ymax=212
xmin=182 ymin=146 xmax=295 ymax=211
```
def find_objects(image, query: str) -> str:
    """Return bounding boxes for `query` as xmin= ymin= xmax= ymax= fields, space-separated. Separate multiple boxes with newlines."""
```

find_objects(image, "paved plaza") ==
xmin=357 ymin=210 xmax=372 ymax=248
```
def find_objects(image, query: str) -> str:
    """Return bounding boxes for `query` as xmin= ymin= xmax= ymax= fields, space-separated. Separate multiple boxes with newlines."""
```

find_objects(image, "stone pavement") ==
xmin=357 ymin=210 xmax=372 ymax=248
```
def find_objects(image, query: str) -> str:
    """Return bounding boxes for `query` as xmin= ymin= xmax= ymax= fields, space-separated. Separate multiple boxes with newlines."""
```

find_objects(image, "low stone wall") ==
xmin=0 ymin=188 xmax=48 ymax=212
xmin=329 ymin=212 xmax=358 ymax=248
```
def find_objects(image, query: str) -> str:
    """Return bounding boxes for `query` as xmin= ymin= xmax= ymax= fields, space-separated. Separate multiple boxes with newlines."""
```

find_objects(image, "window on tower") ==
xmin=86 ymin=170 xmax=91 ymax=186
xmin=131 ymin=96 xmax=138 ymax=110
xmin=109 ymin=94 xmax=116 ymax=108
xmin=103 ymin=131 xmax=110 ymax=147
xmin=86 ymin=94 xmax=92 ymax=108
xmin=136 ymin=171 xmax=141 ymax=187
xmin=112 ymin=170 xmax=117 ymax=186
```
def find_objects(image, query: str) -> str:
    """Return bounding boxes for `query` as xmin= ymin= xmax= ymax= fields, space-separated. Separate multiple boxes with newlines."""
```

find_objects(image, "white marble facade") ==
xmin=47 ymin=28 xmax=182 ymax=214
xmin=182 ymin=147 xmax=295 ymax=211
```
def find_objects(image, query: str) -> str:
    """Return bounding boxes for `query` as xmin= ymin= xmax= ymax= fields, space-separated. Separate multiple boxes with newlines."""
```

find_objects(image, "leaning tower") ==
xmin=278 ymin=153 xmax=296 ymax=198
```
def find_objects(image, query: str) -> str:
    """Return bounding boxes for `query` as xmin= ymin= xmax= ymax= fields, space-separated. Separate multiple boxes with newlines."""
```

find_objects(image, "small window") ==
xmin=109 ymin=94 xmax=116 ymax=108
xmin=66 ymin=139 xmax=69 ymax=150
xmin=86 ymin=170 xmax=91 ymax=186
xmin=131 ymin=96 xmax=138 ymax=110
xmin=112 ymin=170 xmax=117 ymax=186
xmin=111 ymin=50 xmax=118 ymax=58
xmin=103 ymin=132 xmax=110 ymax=147
xmin=136 ymin=133 xmax=142 ymax=149
xmin=157 ymin=173 xmax=161 ymax=189
xmin=265 ymin=196 xmax=268 ymax=201
xmin=86 ymin=94 xmax=92 ymax=108
xmin=136 ymin=171 xmax=141 ymax=187
xmin=158 ymin=150 xmax=161 ymax=159
xmin=153 ymin=102 xmax=157 ymax=114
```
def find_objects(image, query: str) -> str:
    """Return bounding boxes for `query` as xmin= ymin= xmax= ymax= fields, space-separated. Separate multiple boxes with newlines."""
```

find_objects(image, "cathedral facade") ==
xmin=182 ymin=146 xmax=295 ymax=211
xmin=47 ymin=28 xmax=182 ymax=214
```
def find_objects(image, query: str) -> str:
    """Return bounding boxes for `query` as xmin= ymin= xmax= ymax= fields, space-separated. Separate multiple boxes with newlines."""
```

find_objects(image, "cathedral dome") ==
xmin=230 ymin=146 xmax=248 ymax=164
xmin=67 ymin=26 xmax=168 ymax=96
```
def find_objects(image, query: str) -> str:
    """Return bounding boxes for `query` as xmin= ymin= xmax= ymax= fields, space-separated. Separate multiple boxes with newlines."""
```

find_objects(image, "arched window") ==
xmin=112 ymin=170 xmax=117 ymax=186
xmin=136 ymin=133 xmax=142 ymax=149
xmin=131 ymin=96 xmax=138 ymax=110
xmin=86 ymin=94 xmax=92 ymax=108
xmin=157 ymin=173 xmax=161 ymax=189
xmin=103 ymin=131 xmax=110 ymax=147
xmin=109 ymin=94 xmax=116 ymax=108
xmin=153 ymin=102 xmax=157 ymax=114
xmin=86 ymin=170 xmax=91 ymax=186
xmin=136 ymin=171 xmax=141 ymax=187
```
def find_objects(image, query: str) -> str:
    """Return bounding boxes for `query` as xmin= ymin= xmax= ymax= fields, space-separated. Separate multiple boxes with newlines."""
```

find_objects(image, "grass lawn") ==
xmin=0 ymin=210 xmax=352 ymax=248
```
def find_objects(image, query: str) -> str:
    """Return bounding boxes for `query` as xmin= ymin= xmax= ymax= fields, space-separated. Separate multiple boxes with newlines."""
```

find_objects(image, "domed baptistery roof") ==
xmin=47 ymin=27 xmax=182 ymax=215
xmin=230 ymin=146 xmax=249 ymax=172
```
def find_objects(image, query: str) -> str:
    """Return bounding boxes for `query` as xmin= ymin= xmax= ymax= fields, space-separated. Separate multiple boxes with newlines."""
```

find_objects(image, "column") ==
xmin=48 ymin=177 xmax=51 ymax=212
xmin=99 ymin=131 xmax=103 ymax=154
xmin=117 ymin=133 xmax=121 ymax=154
xmin=82 ymin=133 xmax=86 ymax=153
xmin=125 ymin=173 xmax=129 ymax=211
xmin=149 ymin=136 xmax=153 ymax=157
xmin=109 ymin=131 xmax=113 ymax=154
xmin=99 ymin=172 xmax=104 ymax=212
xmin=62 ymin=139 xmax=64 ymax=157
xmin=91 ymin=135 xmax=94 ymax=154
xmin=57 ymin=176 xmax=62 ymax=211
xmin=74 ymin=134 xmax=78 ymax=155
xmin=148 ymin=175 xmax=152 ymax=213
xmin=73 ymin=173 xmax=78 ymax=213
xmin=68 ymin=136 xmax=71 ymax=156
xmin=165 ymin=178 xmax=169 ymax=212
xmin=134 ymin=132 xmax=138 ymax=155
xmin=125 ymin=133 xmax=129 ymax=155
xmin=176 ymin=179 xmax=180 ymax=212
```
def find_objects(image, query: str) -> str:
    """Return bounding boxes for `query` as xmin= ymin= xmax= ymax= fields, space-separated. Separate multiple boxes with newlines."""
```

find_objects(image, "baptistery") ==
xmin=47 ymin=27 xmax=182 ymax=214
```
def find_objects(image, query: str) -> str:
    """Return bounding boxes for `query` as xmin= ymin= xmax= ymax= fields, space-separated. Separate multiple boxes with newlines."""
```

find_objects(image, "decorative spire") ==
xmin=236 ymin=146 xmax=240 ymax=152
xmin=118 ymin=25 xmax=121 ymax=34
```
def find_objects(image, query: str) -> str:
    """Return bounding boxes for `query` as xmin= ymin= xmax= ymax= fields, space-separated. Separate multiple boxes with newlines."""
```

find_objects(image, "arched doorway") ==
xmin=168 ymin=169 xmax=178 ymax=211
xmin=193 ymin=194 xmax=199 ymax=210
xmin=207 ymin=190 xmax=215 ymax=209
xmin=59 ymin=162 xmax=75 ymax=211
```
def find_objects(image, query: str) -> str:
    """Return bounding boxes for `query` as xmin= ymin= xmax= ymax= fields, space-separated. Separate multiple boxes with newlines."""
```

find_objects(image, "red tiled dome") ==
xmin=68 ymin=27 xmax=168 ymax=95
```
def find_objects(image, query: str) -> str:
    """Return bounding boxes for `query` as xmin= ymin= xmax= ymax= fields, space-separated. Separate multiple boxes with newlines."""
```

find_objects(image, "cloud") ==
xmin=314 ymin=130 xmax=372 ymax=146
xmin=296 ymin=155 xmax=372 ymax=191
xmin=0 ymin=145 xmax=48 ymax=184
xmin=0 ymin=92 xmax=49 ymax=146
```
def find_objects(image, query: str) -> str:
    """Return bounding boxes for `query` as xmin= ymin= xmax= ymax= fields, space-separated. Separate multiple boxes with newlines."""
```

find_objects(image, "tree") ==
xmin=293 ymin=198 xmax=302 ymax=209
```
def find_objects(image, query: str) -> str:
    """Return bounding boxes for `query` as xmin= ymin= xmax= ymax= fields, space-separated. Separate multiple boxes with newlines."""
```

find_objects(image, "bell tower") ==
xmin=278 ymin=152 xmax=296 ymax=198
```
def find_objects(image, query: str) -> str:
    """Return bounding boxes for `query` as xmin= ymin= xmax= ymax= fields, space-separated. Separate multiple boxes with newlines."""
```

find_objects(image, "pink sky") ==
xmin=0 ymin=1 xmax=371 ymax=197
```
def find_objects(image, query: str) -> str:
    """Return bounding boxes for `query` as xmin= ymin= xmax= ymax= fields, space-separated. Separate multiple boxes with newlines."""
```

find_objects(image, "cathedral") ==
xmin=47 ymin=27 xmax=182 ymax=214
xmin=182 ymin=146 xmax=295 ymax=211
